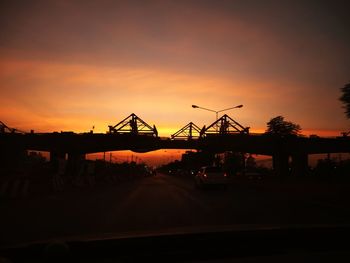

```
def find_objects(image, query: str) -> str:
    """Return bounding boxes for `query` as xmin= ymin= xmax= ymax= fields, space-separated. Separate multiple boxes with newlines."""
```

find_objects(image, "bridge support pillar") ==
xmin=272 ymin=153 xmax=289 ymax=176
xmin=50 ymin=151 xmax=66 ymax=174
xmin=67 ymin=153 xmax=86 ymax=176
xmin=50 ymin=151 xmax=66 ymax=162
xmin=291 ymin=153 xmax=308 ymax=176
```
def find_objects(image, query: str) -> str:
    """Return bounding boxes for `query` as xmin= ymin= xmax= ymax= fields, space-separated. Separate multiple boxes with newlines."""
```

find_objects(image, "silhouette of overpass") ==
xmin=2 ymin=132 xmax=349 ymax=154
xmin=1 ymin=114 xmax=350 ymax=175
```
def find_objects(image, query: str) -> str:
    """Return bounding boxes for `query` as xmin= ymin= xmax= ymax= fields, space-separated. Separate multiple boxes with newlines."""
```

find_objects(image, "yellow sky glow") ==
xmin=1 ymin=58 xmax=347 ymax=137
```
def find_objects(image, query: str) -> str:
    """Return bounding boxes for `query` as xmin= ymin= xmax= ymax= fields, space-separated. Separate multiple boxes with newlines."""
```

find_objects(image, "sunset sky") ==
xmin=1 ymin=0 xmax=350 ymax=137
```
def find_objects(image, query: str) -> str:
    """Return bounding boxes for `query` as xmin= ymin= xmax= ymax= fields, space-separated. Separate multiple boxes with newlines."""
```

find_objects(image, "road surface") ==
xmin=1 ymin=173 xmax=350 ymax=247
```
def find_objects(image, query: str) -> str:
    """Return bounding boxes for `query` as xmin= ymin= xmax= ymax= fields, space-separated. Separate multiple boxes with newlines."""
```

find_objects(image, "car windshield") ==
xmin=1 ymin=0 xmax=350 ymax=252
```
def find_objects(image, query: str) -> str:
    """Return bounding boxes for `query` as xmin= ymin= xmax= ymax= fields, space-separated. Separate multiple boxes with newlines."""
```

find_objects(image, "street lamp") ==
xmin=192 ymin=104 xmax=243 ymax=123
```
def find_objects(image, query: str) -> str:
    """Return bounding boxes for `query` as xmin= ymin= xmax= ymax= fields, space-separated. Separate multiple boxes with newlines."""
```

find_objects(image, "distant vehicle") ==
xmin=143 ymin=166 xmax=156 ymax=176
xmin=195 ymin=166 xmax=228 ymax=188
xmin=245 ymin=171 xmax=263 ymax=180
xmin=189 ymin=169 xmax=197 ymax=176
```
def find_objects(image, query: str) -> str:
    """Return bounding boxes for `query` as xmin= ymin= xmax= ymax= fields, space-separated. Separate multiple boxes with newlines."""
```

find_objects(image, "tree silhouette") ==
xmin=339 ymin=83 xmax=350 ymax=119
xmin=266 ymin=116 xmax=301 ymax=136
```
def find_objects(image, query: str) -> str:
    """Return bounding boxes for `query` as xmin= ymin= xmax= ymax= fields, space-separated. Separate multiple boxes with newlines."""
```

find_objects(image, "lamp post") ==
xmin=192 ymin=104 xmax=243 ymax=131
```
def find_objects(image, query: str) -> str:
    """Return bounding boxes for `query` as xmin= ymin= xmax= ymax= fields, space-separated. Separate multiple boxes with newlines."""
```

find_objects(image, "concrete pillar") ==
xmin=291 ymin=153 xmax=308 ymax=176
xmin=49 ymin=151 xmax=66 ymax=174
xmin=50 ymin=151 xmax=66 ymax=162
xmin=272 ymin=153 xmax=289 ymax=176
xmin=67 ymin=153 xmax=86 ymax=176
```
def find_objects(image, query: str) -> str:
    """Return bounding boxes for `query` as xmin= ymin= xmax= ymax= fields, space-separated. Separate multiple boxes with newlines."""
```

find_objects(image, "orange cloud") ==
xmin=0 ymin=56 xmax=348 ymax=136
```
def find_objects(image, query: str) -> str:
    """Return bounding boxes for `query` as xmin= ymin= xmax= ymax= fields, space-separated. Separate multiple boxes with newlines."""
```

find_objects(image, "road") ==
xmin=1 ymin=173 xmax=350 ymax=247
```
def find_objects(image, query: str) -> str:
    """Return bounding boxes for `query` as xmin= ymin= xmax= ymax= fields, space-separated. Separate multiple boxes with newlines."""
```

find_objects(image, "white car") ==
xmin=195 ymin=166 xmax=228 ymax=188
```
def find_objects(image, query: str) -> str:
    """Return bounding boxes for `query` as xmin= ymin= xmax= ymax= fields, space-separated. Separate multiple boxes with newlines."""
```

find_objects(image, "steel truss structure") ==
xmin=171 ymin=122 xmax=202 ymax=140
xmin=200 ymin=114 xmax=249 ymax=137
xmin=108 ymin=113 xmax=158 ymax=137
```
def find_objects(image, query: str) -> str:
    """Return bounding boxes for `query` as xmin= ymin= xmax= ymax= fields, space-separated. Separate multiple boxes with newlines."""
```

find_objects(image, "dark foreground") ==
xmin=1 ymin=173 xmax=350 ymax=248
